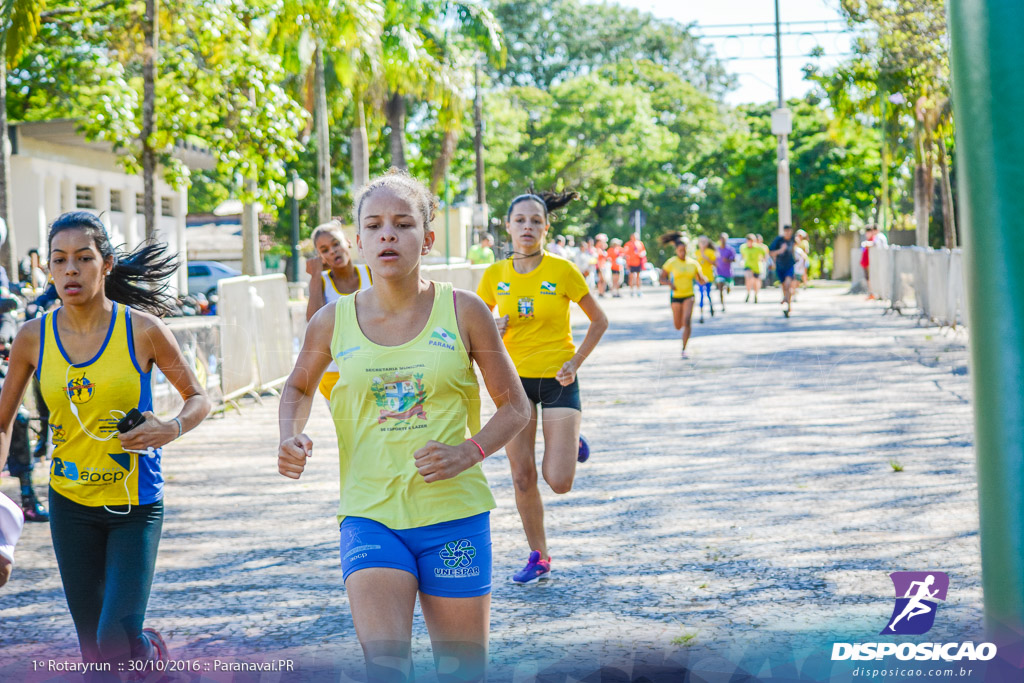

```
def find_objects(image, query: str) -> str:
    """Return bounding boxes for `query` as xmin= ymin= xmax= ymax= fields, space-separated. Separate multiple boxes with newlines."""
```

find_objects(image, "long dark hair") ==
xmin=659 ymin=231 xmax=686 ymax=248
xmin=506 ymin=190 xmax=579 ymax=222
xmin=48 ymin=211 xmax=179 ymax=316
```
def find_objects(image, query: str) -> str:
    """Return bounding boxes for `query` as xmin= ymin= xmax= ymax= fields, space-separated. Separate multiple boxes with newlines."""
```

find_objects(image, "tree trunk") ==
xmin=314 ymin=44 xmax=331 ymax=224
xmin=474 ymin=59 xmax=486 ymax=210
xmin=386 ymin=92 xmax=407 ymax=170
xmin=141 ymin=0 xmax=158 ymax=241
xmin=0 ymin=58 xmax=16 ymax=278
xmin=350 ymin=100 xmax=370 ymax=199
xmin=913 ymin=163 xmax=932 ymax=247
xmin=430 ymin=129 xmax=458 ymax=196
xmin=939 ymin=136 xmax=957 ymax=249
xmin=879 ymin=138 xmax=890 ymax=232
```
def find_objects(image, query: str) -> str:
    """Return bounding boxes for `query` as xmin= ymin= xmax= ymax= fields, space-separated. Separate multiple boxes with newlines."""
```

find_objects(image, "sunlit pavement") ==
xmin=0 ymin=282 xmax=980 ymax=680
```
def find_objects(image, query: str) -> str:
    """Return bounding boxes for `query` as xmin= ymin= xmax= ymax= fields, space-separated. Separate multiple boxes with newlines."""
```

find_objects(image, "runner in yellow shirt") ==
xmin=279 ymin=170 xmax=530 ymax=682
xmin=739 ymin=233 xmax=764 ymax=303
xmin=477 ymin=191 xmax=608 ymax=584
xmin=694 ymin=235 xmax=718 ymax=323
xmin=305 ymin=220 xmax=372 ymax=398
xmin=659 ymin=232 xmax=707 ymax=359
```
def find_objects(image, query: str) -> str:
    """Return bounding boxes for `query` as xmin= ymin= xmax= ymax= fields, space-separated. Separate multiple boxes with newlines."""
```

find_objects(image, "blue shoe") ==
xmin=512 ymin=550 xmax=551 ymax=584
xmin=577 ymin=434 xmax=590 ymax=463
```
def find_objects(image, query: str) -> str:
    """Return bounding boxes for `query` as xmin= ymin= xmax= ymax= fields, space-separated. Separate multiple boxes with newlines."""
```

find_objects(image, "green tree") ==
xmin=0 ymin=0 xmax=46 ymax=273
xmin=693 ymin=96 xmax=880 ymax=256
xmin=487 ymin=0 xmax=732 ymax=97
xmin=267 ymin=0 xmax=383 ymax=219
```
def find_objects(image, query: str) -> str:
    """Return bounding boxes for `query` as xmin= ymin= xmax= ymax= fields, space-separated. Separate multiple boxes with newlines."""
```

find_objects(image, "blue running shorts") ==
xmin=340 ymin=512 xmax=491 ymax=597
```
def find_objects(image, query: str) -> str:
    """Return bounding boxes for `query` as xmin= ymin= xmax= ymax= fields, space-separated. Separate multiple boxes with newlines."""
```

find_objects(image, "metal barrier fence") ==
xmin=249 ymin=274 xmax=293 ymax=391
xmin=217 ymin=276 xmax=259 ymax=401
xmin=854 ymin=245 xmax=968 ymax=327
xmin=153 ymin=317 xmax=223 ymax=415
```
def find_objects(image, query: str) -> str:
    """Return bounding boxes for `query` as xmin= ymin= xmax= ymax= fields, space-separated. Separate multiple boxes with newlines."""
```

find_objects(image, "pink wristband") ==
xmin=468 ymin=438 xmax=486 ymax=462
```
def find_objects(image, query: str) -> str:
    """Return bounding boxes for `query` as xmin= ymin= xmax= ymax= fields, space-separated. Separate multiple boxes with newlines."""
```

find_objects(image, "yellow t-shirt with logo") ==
xmin=662 ymin=256 xmax=701 ymax=298
xmin=477 ymin=254 xmax=590 ymax=378
xmin=694 ymin=247 xmax=717 ymax=280
xmin=329 ymin=280 xmax=494 ymax=529
xmin=39 ymin=303 xmax=162 ymax=507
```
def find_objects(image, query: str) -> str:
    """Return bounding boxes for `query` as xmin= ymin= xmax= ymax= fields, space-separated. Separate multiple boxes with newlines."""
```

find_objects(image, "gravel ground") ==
xmin=0 ymin=283 xmax=983 ymax=682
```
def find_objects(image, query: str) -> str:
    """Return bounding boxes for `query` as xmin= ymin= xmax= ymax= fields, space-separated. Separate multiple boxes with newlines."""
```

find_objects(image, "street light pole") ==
xmin=774 ymin=0 xmax=793 ymax=236
xmin=285 ymin=173 xmax=308 ymax=283
xmin=289 ymin=170 xmax=300 ymax=282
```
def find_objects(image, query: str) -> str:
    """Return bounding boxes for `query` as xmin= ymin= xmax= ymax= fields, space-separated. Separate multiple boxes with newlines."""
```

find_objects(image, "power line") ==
xmin=717 ymin=52 xmax=855 ymax=62
xmin=695 ymin=28 xmax=852 ymax=39
xmin=692 ymin=19 xmax=847 ymax=29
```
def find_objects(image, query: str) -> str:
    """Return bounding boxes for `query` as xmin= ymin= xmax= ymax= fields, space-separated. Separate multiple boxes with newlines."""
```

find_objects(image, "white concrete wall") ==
xmin=11 ymin=137 xmax=186 ymax=291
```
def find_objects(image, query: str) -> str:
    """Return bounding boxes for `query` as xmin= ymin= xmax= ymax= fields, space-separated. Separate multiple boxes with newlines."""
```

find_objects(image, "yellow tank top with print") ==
xmin=39 ymin=302 xmax=162 ymax=507
xmin=328 ymin=280 xmax=494 ymax=529
xmin=322 ymin=264 xmax=371 ymax=374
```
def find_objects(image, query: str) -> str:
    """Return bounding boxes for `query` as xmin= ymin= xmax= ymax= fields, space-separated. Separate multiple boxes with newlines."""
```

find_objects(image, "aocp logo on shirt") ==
xmin=497 ymin=282 xmax=511 ymax=295
xmin=540 ymin=281 xmax=557 ymax=295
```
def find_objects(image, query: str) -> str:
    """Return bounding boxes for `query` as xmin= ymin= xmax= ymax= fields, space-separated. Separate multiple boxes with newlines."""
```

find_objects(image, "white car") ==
xmin=640 ymin=262 xmax=661 ymax=287
xmin=187 ymin=261 xmax=241 ymax=298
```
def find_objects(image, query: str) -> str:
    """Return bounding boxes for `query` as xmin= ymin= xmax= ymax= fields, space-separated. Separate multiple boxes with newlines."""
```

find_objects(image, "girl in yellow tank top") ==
xmin=278 ymin=170 xmax=529 ymax=682
xmin=304 ymin=220 xmax=372 ymax=398
xmin=0 ymin=211 xmax=212 ymax=671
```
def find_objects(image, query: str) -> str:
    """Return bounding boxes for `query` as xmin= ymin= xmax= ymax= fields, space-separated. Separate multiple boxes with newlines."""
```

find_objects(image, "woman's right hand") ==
xmin=495 ymin=315 xmax=509 ymax=337
xmin=278 ymin=434 xmax=313 ymax=479
xmin=305 ymin=256 xmax=324 ymax=276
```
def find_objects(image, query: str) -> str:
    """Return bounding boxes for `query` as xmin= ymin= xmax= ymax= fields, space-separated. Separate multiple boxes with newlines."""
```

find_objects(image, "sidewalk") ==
xmin=0 ymin=284 xmax=981 ymax=680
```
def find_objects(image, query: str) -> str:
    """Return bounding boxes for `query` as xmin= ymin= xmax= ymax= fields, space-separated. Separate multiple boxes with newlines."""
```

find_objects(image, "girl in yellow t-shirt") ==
xmin=659 ymin=232 xmax=708 ymax=359
xmin=694 ymin=235 xmax=718 ymax=323
xmin=278 ymin=170 xmax=530 ymax=682
xmin=477 ymin=191 xmax=609 ymax=584
xmin=0 ymin=211 xmax=212 ymax=671
xmin=304 ymin=220 xmax=372 ymax=398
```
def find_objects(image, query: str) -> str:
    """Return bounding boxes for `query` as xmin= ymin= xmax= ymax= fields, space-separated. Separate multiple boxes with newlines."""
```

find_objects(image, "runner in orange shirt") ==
xmin=594 ymin=233 xmax=610 ymax=297
xmin=607 ymin=238 xmax=624 ymax=298
xmin=624 ymin=233 xmax=647 ymax=297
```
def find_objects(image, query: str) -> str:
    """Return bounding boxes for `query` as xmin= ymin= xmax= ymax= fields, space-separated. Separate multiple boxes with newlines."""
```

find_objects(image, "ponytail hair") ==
xmin=659 ymin=231 xmax=686 ymax=248
xmin=48 ymin=211 xmax=179 ymax=316
xmin=506 ymin=189 xmax=580 ymax=222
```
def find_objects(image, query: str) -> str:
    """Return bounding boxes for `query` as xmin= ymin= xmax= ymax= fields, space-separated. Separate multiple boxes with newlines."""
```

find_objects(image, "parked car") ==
xmin=640 ymin=261 xmax=661 ymax=287
xmin=187 ymin=261 xmax=241 ymax=298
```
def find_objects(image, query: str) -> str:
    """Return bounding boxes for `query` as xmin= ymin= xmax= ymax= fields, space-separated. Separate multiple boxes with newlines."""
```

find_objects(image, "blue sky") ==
xmin=600 ymin=0 xmax=854 ymax=104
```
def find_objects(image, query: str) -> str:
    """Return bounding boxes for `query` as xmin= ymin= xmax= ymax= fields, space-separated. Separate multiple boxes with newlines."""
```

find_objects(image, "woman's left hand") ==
xmin=117 ymin=411 xmax=176 ymax=452
xmin=413 ymin=440 xmax=479 ymax=482
xmin=555 ymin=358 xmax=579 ymax=386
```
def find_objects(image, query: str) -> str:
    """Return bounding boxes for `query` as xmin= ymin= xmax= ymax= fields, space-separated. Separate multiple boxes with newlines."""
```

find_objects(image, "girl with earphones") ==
xmin=0 ymin=211 xmax=211 ymax=672
xmin=476 ymin=191 xmax=608 ymax=584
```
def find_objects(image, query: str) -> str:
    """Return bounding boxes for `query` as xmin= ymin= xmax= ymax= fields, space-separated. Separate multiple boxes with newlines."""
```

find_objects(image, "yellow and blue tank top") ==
xmin=322 ymin=264 xmax=371 ymax=374
xmin=39 ymin=302 xmax=162 ymax=506
xmin=328 ymin=280 xmax=495 ymax=529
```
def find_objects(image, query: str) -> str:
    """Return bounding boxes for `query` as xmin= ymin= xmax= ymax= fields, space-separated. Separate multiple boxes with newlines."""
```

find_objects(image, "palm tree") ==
xmin=381 ymin=0 xmax=504 ymax=171
xmin=0 ymin=0 xmax=46 ymax=275
xmin=268 ymin=0 xmax=383 ymax=222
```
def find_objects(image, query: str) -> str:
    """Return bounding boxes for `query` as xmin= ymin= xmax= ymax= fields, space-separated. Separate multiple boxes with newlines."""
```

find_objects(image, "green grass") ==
xmin=671 ymin=632 xmax=698 ymax=646
xmin=890 ymin=460 xmax=904 ymax=472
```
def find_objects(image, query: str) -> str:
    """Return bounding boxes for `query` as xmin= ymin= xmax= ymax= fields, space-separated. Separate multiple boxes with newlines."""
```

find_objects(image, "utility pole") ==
xmin=772 ymin=0 xmax=793 ymax=236
xmin=948 ymin=0 xmax=1024 ymax=645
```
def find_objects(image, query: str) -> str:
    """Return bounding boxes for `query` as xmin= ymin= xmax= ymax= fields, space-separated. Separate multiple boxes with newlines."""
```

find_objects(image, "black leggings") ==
xmin=48 ymin=488 xmax=163 ymax=674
